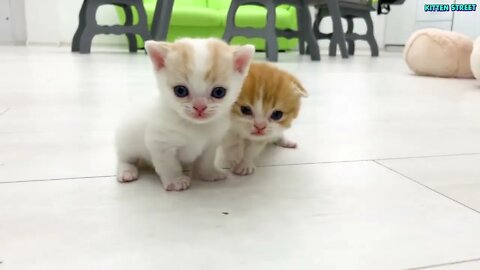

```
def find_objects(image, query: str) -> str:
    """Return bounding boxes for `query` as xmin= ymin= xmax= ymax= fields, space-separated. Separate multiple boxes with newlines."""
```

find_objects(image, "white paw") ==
xmin=162 ymin=175 xmax=191 ymax=191
xmin=228 ymin=159 xmax=241 ymax=169
xmin=197 ymin=169 xmax=228 ymax=182
xmin=276 ymin=139 xmax=297 ymax=149
xmin=117 ymin=164 xmax=139 ymax=183
xmin=232 ymin=160 xmax=256 ymax=176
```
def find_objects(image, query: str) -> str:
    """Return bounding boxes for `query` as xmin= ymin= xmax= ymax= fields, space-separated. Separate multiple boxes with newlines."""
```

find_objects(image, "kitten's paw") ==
xmin=232 ymin=160 xmax=256 ymax=176
xmin=117 ymin=163 xmax=139 ymax=183
xmin=275 ymin=138 xmax=297 ymax=149
xmin=197 ymin=169 xmax=228 ymax=182
xmin=228 ymin=159 xmax=241 ymax=169
xmin=162 ymin=175 xmax=191 ymax=191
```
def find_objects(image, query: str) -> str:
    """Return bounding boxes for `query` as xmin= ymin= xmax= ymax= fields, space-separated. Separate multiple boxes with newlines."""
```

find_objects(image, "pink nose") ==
xmin=194 ymin=105 xmax=207 ymax=114
xmin=254 ymin=123 xmax=266 ymax=131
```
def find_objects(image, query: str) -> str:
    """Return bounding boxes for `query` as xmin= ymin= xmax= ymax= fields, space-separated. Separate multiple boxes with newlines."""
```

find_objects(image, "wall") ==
xmin=11 ymin=0 xmax=26 ymax=44
xmin=385 ymin=0 xmax=480 ymax=45
xmin=0 ymin=0 xmax=13 ymax=43
xmin=24 ymin=0 xmax=125 ymax=45
xmin=24 ymin=0 xmax=60 ymax=44
xmin=452 ymin=0 xmax=480 ymax=38
xmin=56 ymin=0 xmax=126 ymax=45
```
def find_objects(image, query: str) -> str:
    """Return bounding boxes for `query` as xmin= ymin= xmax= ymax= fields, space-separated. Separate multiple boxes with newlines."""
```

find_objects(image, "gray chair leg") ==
xmin=122 ymin=4 xmax=137 ymax=53
xmin=222 ymin=0 xmax=320 ymax=61
xmin=325 ymin=0 xmax=348 ymax=58
xmin=296 ymin=0 xmax=319 ymax=61
xmin=298 ymin=37 xmax=306 ymax=55
xmin=151 ymin=0 xmax=174 ymax=40
xmin=264 ymin=0 xmax=278 ymax=62
xmin=78 ymin=1 xmax=100 ymax=54
xmin=346 ymin=17 xmax=355 ymax=55
xmin=222 ymin=0 xmax=240 ymax=43
xmin=132 ymin=1 xmax=152 ymax=44
xmin=72 ymin=0 xmax=88 ymax=52
xmin=364 ymin=12 xmax=379 ymax=57
xmin=312 ymin=7 xmax=322 ymax=39
xmin=296 ymin=7 xmax=305 ymax=55
xmin=73 ymin=0 xmax=151 ymax=53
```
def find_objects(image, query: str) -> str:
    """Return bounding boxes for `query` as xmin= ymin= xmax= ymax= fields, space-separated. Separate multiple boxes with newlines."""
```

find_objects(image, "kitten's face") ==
xmin=231 ymin=63 xmax=308 ymax=141
xmin=145 ymin=38 xmax=254 ymax=124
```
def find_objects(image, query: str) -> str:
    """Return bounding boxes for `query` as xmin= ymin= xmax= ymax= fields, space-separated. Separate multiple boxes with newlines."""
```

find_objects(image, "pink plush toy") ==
xmin=404 ymin=28 xmax=475 ymax=78
xmin=471 ymin=37 xmax=480 ymax=80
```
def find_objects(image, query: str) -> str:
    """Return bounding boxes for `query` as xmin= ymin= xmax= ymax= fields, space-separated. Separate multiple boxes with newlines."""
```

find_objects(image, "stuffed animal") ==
xmin=471 ymin=37 xmax=480 ymax=80
xmin=404 ymin=28 xmax=474 ymax=78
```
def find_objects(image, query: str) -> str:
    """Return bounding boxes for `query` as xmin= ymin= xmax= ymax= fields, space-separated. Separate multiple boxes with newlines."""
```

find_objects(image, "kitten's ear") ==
xmin=145 ymin=40 xmax=171 ymax=71
xmin=233 ymin=44 xmax=255 ymax=74
xmin=291 ymin=79 xmax=309 ymax=98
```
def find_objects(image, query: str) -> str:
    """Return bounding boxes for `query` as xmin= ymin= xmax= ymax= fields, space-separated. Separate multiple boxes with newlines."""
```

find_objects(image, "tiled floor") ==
xmin=1 ymin=46 xmax=480 ymax=270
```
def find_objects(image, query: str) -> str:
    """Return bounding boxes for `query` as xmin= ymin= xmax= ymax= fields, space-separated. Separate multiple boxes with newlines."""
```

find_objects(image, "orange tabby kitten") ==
xmin=222 ymin=62 xmax=308 ymax=175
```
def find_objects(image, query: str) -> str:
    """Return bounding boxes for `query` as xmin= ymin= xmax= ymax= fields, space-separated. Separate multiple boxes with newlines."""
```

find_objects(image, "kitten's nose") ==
xmin=193 ymin=105 xmax=207 ymax=114
xmin=254 ymin=122 xmax=267 ymax=131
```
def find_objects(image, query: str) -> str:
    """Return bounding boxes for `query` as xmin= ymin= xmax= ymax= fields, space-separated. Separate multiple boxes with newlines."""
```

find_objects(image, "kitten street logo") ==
xmin=425 ymin=3 xmax=477 ymax=12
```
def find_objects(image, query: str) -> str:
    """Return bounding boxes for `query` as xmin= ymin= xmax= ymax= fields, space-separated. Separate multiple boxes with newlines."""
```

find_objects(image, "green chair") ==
xmin=222 ymin=0 xmax=320 ymax=61
xmin=116 ymin=0 xmax=299 ymax=51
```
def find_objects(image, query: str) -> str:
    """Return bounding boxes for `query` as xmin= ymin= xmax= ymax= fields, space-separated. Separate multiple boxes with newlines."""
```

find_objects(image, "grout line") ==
xmin=259 ymin=152 xmax=480 ymax=168
xmin=2 ymin=152 xmax=480 ymax=185
xmin=405 ymin=257 xmax=480 ymax=270
xmin=0 ymin=175 xmax=115 ymax=184
xmin=256 ymin=158 xmax=373 ymax=168
xmin=374 ymin=152 xmax=480 ymax=161
xmin=0 ymin=108 xmax=10 ymax=116
xmin=253 ymin=152 xmax=480 ymax=169
xmin=373 ymin=160 xmax=480 ymax=215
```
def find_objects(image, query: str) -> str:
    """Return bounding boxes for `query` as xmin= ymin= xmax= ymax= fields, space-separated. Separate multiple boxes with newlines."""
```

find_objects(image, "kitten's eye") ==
xmin=211 ymin=87 xmax=227 ymax=99
xmin=270 ymin=110 xmax=283 ymax=121
xmin=240 ymin=106 xmax=253 ymax=116
xmin=173 ymin=85 xmax=189 ymax=98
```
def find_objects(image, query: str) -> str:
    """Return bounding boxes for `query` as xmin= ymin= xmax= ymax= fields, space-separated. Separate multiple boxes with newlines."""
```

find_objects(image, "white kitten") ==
xmin=115 ymin=38 xmax=254 ymax=191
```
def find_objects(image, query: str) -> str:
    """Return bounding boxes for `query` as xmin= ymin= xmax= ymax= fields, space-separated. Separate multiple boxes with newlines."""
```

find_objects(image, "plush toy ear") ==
xmin=233 ymin=44 xmax=255 ymax=74
xmin=145 ymin=40 xmax=171 ymax=71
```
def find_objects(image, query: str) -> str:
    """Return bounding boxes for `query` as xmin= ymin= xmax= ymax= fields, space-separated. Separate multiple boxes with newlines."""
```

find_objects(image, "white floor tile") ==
xmin=0 ymin=131 xmax=115 ymax=182
xmin=2 ymin=47 xmax=480 ymax=181
xmin=1 ymin=162 xmax=480 ymax=270
xmin=1 ymin=46 xmax=480 ymax=269
xmin=378 ymin=154 xmax=480 ymax=212
xmin=408 ymin=259 xmax=480 ymax=270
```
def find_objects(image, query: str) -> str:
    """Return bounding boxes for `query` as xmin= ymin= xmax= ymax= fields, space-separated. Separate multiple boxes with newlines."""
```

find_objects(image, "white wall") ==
xmin=24 ymin=0 xmax=125 ymax=45
xmin=452 ymin=0 xmax=480 ymax=38
xmin=0 ymin=0 xmax=14 ymax=43
xmin=57 ymin=0 xmax=127 ymax=45
xmin=11 ymin=0 xmax=27 ymax=44
xmin=24 ymin=0 xmax=60 ymax=44
xmin=385 ymin=0 xmax=480 ymax=45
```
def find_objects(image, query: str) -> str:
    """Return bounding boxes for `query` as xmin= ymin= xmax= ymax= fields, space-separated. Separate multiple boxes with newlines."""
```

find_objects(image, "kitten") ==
xmin=222 ymin=62 xmax=308 ymax=175
xmin=115 ymin=38 xmax=254 ymax=191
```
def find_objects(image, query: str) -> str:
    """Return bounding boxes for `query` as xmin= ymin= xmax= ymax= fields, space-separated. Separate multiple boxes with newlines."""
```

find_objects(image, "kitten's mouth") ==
xmin=191 ymin=112 xmax=210 ymax=120
xmin=251 ymin=131 xmax=266 ymax=136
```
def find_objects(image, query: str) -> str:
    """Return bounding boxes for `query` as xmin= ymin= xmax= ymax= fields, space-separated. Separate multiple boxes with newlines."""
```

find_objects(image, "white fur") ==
xmin=116 ymin=38 xmax=254 ymax=191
